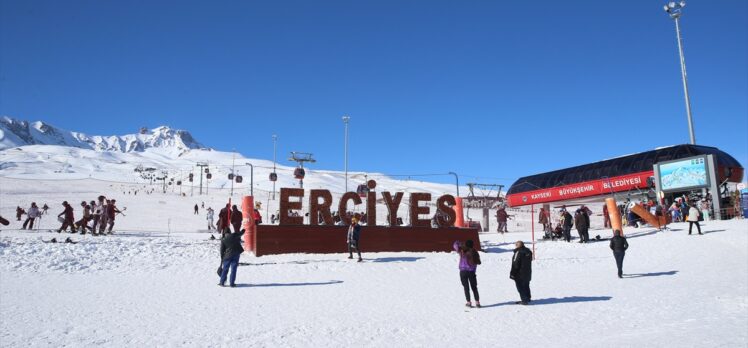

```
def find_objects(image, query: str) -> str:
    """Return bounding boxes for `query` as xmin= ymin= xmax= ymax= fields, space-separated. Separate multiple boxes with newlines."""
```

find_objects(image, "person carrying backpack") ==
xmin=454 ymin=239 xmax=481 ymax=308
xmin=218 ymin=228 xmax=244 ymax=287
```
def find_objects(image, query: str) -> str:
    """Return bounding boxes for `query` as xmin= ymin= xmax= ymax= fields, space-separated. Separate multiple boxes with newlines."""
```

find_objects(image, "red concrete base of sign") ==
xmin=252 ymin=225 xmax=481 ymax=257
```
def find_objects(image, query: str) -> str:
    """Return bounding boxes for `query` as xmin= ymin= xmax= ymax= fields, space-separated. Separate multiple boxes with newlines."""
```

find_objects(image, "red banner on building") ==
xmin=507 ymin=171 xmax=654 ymax=207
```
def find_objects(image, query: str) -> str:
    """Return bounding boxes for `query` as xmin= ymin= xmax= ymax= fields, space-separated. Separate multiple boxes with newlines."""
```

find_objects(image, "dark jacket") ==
xmin=59 ymin=205 xmax=74 ymax=220
xmin=510 ymin=246 xmax=533 ymax=281
xmin=347 ymin=223 xmax=361 ymax=241
xmin=218 ymin=207 xmax=230 ymax=230
xmin=220 ymin=231 xmax=245 ymax=261
xmin=609 ymin=235 xmax=629 ymax=252
xmin=562 ymin=212 xmax=573 ymax=228
xmin=575 ymin=212 xmax=588 ymax=230
xmin=231 ymin=208 xmax=243 ymax=226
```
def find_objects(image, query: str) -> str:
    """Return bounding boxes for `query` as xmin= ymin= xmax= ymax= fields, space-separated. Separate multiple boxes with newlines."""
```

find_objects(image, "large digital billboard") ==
xmin=657 ymin=155 xmax=710 ymax=192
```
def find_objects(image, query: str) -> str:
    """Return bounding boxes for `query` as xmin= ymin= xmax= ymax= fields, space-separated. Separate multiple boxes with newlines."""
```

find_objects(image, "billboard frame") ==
xmin=655 ymin=155 xmax=711 ymax=193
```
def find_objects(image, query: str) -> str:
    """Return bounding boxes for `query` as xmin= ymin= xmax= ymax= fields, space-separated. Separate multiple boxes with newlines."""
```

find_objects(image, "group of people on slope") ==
xmin=57 ymin=196 xmax=122 ymax=235
xmin=14 ymin=197 xmax=121 ymax=235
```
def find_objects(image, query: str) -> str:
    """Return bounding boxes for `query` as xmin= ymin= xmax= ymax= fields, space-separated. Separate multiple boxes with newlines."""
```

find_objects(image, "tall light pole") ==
xmin=272 ymin=134 xmax=278 ymax=200
xmin=342 ymin=115 xmax=350 ymax=192
xmin=664 ymin=1 xmax=696 ymax=145
xmin=448 ymin=172 xmax=460 ymax=197
xmin=245 ymin=163 xmax=254 ymax=197
xmin=230 ymin=149 xmax=236 ymax=197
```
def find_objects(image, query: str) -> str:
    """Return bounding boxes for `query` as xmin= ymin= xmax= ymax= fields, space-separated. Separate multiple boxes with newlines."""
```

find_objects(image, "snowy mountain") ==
xmin=0 ymin=116 xmax=206 ymax=154
xmin=0 ymin=116 xmax=464 ymax=197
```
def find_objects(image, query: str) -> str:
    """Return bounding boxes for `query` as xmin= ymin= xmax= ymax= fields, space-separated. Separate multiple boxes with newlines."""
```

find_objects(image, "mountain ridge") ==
xmin=0 ymin=116 xmax=208 ymax=155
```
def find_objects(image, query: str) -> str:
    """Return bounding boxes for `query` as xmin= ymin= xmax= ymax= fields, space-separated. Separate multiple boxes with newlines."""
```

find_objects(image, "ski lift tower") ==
xmin=288 ymin=152 xmax=315 ymax=189
xmin=466 ymin=183 xmax=504 ymax=232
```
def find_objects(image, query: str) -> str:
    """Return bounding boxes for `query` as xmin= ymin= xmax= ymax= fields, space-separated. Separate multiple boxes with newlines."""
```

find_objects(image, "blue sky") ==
xmin=1 ymin=0 xmax=746 ymax=186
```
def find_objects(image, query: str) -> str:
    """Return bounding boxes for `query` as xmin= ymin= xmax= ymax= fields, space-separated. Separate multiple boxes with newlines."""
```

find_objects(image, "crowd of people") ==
xmin=12 ymin=195 xmax=123 ymax=235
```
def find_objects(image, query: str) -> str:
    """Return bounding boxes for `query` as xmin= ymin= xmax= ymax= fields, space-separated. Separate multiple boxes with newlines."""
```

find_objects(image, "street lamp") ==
xmin=342 ymin=115 xmax=350 ymax=192
xmin=664 ymin=1 xmax=696 ymax=145
xmin=448 ymin=172 xmax=460 ymax=197
xmin=271 ymin=134 xmax=278 ymax=200
xmin=244 ymin=162 xmax=254 ymax=197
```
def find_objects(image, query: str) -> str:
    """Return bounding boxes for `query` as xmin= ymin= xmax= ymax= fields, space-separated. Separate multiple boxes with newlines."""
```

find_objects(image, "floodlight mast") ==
xmin=664 ymin=1 xmax=696 ymax=145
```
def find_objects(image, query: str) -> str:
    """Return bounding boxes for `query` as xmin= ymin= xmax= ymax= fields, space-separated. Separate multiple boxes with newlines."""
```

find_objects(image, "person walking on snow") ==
xmin=510 ymin=240 xmax=533 ymax=305
xmin=347 ymin=216 xmax=363 ymax=262
xmin=57 ymin=201 xmax=75 ymax=233
xmin=687 ymin=203 xmax=702 ymax=235
xmin=603 ymin=204 xmax=611 ymax=228
xmin=496 ymin=207 xmax=510 ymax=233
xmin=609 ymin=229 xmax=629 ymax=278
xmin=453 ymin=239 xmax=481 ymax=308
xmin=218 ymin=228 xmax=244 ymax=287
xmin=22 ymin=203 xmax=40 ymax=230
xmin=194 ymin=204 xmax=199 ymax=215
xmin=206 ymin=207 xmax=215 ymax=230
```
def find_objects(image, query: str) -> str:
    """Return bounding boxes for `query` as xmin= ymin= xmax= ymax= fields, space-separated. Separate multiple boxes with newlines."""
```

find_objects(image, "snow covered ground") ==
xmin=1 ymin=206 xmax=746 ymax=346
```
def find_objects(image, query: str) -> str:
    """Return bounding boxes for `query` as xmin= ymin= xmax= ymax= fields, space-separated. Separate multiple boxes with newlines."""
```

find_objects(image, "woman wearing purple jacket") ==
xmin=453 ymin=240 xmax=482 ymax=308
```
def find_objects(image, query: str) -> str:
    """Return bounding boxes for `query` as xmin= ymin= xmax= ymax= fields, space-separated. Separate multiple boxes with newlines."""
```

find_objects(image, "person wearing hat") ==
xmin=57 ymin=201 xmax=75 ymax=233
xmin=510 ymin=240 xmax=533 ymax=305
xmin=347 ymin=215 xmax=363 ymax=262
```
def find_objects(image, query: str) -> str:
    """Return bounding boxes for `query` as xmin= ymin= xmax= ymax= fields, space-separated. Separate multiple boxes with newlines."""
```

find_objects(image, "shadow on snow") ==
xmin=482 ymin=296 xmax=612 ymax=308
xmin=234 ymin=280 xmax=344 ymax=288
xmin=624 ymin=271 xmax=678 ymax=278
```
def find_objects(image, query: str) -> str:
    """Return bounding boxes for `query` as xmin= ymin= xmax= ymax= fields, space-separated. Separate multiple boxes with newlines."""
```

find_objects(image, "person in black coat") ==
xmin=230 ymin=205 xmax=243 ymax=234
xmin=219 ymin=229 xmax=245 ymax=287
xmin=562 ymin=210 xmax=574 ymax=243
xmin=510 ymin=241 xmax=533 ymax=305
xmin=609 ymin=229 xmax=629 ymax=278
xmin=347 ymin=216 xmax=363 ymax=262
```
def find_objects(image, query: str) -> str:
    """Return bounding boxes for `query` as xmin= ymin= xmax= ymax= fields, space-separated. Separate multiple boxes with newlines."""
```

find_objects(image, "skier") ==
xmin=106 ymin=199 xmax=122 ymax=234
xmin=16 ymin=206 xmax=25 ymax=221
xmin=74 ymin=201 xmax=92 ymax=234
xmin=230 ymin=205 xmax=243 ymax=234
xmin=57 ymin=201 xmax=75 ymax=233
xmin=510 ymin=240 xmax=533 ymax=305
xmin=22 ymin=203 xmax=41 ymax=230
xmin=219 ymin=227 xmax=244 ymax=287
xmin=42 ymin=203 xmax=50 ymax=215
xmin=347 ymin=215 xmax=363 ymax=262
xmin=561 ymin=210 xmax=574 ymax=242
xmin=201 ymin=202 xmax=205 ymax=209
xmin=194 ymin=204 xmax=199 ymax=215
xmin=609 ymin=229 xmax=629 ymax=278
xmin=206 ymin=207 xmax=215 ymax=230
xmin=687 ymin=203 xmax=702 ymax=235
xmin=453 ymin=240 xmax=481 ymax=308
xmin=91 ymin=196 xmax=105 ymax=235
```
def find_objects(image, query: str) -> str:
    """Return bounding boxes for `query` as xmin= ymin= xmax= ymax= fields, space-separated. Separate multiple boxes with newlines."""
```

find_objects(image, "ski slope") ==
xmin=0 ymin=185 xmax=746 ymax=347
